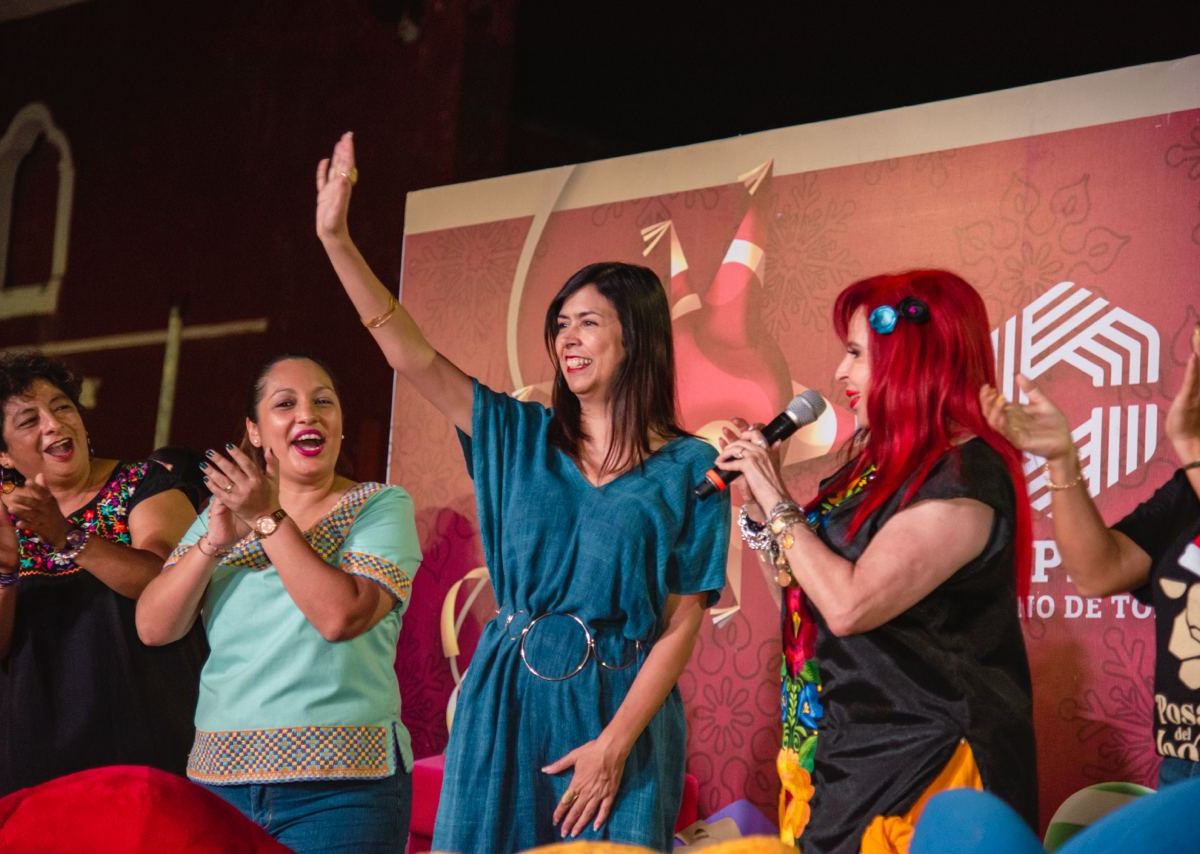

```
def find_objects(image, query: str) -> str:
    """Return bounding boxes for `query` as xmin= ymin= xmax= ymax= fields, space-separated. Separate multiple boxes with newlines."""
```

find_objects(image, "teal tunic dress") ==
xmin=432 ymin=381 xmax=730 ymax=853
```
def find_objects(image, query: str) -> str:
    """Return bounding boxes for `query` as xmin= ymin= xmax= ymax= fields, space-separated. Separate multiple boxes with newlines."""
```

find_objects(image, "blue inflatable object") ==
xmin=911 ymin=777 xmax=1200 ymax=854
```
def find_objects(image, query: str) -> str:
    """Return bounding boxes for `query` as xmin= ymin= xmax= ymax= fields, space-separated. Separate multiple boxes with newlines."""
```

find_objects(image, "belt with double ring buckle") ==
xmin=499 ymin=608 xmax=649 ymax=682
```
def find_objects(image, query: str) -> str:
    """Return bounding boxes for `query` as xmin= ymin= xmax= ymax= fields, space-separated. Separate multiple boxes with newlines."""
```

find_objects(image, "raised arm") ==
xmin=980 ymin=376 xmax=1150 ymax=597
xmin=316 ymin=132 xmax=473 ymax=434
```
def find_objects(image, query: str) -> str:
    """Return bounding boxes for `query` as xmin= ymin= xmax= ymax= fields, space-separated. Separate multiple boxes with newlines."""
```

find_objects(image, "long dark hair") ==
xmin=239 ymin=353 xmax=349 ymax=474
xmin=544 ymin=262 xmax=686 ymax=475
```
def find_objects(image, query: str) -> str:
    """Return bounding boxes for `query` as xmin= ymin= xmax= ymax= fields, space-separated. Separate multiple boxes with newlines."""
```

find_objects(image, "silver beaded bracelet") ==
xmin=737 ymin=506 xmax=774 ymax=551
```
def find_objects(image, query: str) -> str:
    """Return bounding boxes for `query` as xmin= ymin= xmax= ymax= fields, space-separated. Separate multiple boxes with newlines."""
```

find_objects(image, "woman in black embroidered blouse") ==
xmin=0 ymin=353 xmax=205 ymax=795
xmin=716 ymin=271 xmax=1037 ymax=854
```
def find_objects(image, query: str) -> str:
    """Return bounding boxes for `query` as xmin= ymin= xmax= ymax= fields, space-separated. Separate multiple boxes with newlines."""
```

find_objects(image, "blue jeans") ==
xmin=1158 ymin=755 xmax=1200 ymax=788
xmin=200 ymin=771 xmax=411 ymax=854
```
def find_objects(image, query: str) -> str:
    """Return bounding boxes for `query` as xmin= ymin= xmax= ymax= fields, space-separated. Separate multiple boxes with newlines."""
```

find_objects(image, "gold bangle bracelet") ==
xmin=196 ymin=534 xmax=232 ymax=559
xmin=1044 ymin=458 xmax=1085 ymax=491
xmin=362 ymin=294 xmax=399 ymax=329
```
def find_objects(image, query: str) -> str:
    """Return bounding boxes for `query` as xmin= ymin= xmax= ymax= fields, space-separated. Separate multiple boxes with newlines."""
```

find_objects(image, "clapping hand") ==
xmin=199 ymin=445 xmax=280 ymax=529
xmin=5 ymin=475 xmax=70 ymax=549
xmin=980 ymin=375 xmax=1075 ymax=462
xmin=1165 ymin=323 xmax=1200 ymax=463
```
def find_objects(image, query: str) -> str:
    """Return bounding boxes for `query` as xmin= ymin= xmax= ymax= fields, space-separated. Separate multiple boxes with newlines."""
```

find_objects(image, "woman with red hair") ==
xmin=718 ymin=270 xmax=1035 ymax=853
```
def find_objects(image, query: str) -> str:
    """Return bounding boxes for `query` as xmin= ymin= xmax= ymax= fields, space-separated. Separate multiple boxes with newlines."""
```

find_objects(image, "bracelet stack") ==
xmin=738 ymin=501 xmax=806 ymax=588
xmin=0 ymin=572 xmax=19 ymax=589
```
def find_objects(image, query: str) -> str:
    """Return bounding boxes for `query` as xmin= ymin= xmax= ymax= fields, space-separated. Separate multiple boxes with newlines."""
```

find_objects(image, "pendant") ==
xmin=776 ymin=567 xmax=792 ymax=588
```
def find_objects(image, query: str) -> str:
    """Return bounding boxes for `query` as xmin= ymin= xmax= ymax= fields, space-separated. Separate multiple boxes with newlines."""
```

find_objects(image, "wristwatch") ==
xmin=253 ymin=508 xmax=289 ymax=539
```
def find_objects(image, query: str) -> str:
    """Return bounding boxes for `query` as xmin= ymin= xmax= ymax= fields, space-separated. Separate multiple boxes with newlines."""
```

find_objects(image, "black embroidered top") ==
xmin=801 ymin=440 xmax=1037 ymax=854
xmin=0 ymin=460 xmax=206 ymax=795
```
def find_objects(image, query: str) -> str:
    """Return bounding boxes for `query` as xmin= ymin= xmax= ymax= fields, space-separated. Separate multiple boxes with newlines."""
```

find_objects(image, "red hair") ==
xmin=822 ymin=270 xmax=1031 ymax=599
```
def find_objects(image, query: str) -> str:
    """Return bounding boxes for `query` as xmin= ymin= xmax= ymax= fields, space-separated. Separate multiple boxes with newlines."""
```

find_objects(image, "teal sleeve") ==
xmin=666 ymin=447 xmax=731 ymax=607
xmin=339 ymin=486 xmax=422 ymax=612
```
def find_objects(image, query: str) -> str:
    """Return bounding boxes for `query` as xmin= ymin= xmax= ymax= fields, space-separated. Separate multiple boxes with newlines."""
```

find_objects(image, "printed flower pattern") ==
xmin=956 ymin=174 xmax=1130 ymax=313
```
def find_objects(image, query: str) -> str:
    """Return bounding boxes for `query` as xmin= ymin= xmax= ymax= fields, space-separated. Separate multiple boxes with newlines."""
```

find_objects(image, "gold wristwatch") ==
xmin=253 ymin=508 xmax=288 ymax=539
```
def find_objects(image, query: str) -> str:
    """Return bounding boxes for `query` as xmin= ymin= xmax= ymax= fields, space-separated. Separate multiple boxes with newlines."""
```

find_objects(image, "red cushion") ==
xmin=0 ymin=765 xmax=289 ymax=853
xmin=410 ymin=753 xmax=446 ymax=837
xmin=675 ymin=772 xmax=700 ymax=832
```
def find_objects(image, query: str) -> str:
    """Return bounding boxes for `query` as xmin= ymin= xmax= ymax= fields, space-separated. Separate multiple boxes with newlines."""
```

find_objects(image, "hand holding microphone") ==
xmin=696 ymin=390 xmax=827 ymax=499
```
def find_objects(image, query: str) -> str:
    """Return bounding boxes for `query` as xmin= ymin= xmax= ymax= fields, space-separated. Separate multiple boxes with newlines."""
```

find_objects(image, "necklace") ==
xmin=801 ymin=464 xmax=877 ymax=531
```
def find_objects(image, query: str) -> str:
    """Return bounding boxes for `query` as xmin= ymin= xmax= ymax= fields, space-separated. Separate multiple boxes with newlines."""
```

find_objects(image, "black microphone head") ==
xmin=783 ymin=389 xmax=827 ymax=428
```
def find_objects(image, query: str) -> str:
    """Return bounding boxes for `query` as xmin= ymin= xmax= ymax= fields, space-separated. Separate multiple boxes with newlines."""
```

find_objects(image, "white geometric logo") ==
xmin=992 ymin=281 xmax=1160 ymax=510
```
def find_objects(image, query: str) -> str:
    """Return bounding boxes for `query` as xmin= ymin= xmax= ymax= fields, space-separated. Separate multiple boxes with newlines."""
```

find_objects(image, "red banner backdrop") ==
xmin=390 ymin=57 xmax=1200 ymax=829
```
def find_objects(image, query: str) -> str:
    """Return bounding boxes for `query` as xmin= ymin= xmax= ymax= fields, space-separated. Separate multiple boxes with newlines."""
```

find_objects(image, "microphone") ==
xmin=695 ymin=390 xmax=827 ymax=499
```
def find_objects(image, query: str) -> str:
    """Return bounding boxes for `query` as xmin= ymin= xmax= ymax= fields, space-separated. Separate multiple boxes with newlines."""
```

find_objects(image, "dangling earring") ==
xmin=0 ymin=467 xmax=14 ymax=495
xmin=87 ymin=436 xmax=95 ymax=459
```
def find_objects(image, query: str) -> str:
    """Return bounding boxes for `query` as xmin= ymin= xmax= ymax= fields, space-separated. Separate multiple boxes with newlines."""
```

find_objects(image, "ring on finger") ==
xmin=222 ymin=483 xmax=233 ymax=494
xmin=560 ymin=789 xmax=578 ymax=806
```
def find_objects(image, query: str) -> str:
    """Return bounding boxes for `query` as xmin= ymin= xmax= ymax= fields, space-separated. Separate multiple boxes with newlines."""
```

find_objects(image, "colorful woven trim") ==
xmin=15 ymin=462 xmax=147 ymax=578
xmin=342 ymin=551 xmax=412 ymax=604
xmin=165 ymin=482 xmax=387 ymax=571
xmin=187 ymin=724 xmax=392 ymax=784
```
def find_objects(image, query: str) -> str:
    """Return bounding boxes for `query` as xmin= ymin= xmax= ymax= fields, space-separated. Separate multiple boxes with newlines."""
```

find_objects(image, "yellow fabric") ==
xmin=858 ymin=738 xmax=983 ymax=854
xmin=777 ymin=747 xmax=815 ymax=846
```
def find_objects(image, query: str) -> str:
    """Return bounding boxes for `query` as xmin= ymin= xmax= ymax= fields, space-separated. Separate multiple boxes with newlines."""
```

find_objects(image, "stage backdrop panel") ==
xmin=391 ymin=56 xmax=1200 ymax=828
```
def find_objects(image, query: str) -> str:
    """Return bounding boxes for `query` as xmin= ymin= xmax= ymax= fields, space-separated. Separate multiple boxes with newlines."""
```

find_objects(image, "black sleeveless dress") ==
xmin=0 ymin=460 xmax=207 ymax=796
xmin=801 ymin=440 xmax=1037 ymax=854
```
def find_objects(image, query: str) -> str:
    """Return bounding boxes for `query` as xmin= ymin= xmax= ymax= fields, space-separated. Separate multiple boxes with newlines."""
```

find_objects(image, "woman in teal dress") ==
xmin=314 ymin=133 xmax=730 ymax=852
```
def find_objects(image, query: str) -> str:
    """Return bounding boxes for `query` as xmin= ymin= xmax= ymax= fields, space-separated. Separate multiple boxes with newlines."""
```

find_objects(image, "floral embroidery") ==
xmin=779 ymin=462 xmax=876 ymax=843
xmin=14 ymin=462 xmax=149 ymax=578
xmin=803 ymin=463 xmax=877 ymax=529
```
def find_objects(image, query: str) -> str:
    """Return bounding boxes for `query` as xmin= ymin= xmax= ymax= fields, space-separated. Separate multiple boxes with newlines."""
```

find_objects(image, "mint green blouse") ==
xmin=166 ymin=482 xmax=421 ymax=784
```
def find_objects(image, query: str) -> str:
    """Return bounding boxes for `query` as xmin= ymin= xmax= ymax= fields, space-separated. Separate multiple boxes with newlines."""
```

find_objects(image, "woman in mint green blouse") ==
xmin=137 ymin=355 xmax=421 ymax=854
xmin=314 ymin=133 xmax=729 ymax=852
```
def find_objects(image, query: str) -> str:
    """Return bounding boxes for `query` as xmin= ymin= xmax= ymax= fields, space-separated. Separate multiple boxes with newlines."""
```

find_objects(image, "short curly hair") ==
xmin=0 ymin=352 xmax=84 ymax=452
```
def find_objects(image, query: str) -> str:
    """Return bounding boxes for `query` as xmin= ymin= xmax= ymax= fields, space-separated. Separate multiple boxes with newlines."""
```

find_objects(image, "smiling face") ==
xmin=245 ymin=358 xmax=343 ymax=482
xmin=554 ymin=284 xmax=626 ymax=404
xmin=834 ymin=308 xmax=872 ymax=427
xmin=0 ymin=378 xmax=90 ymax=482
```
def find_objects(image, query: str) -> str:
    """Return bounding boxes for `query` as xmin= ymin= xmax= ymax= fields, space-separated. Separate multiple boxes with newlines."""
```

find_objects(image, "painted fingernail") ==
xmin=205 ymin=449 xmax=215 ymax=458
xmin=202 ymin=476 xmax=210 ymax=483
xmin=225 ymin=442 xmax=234 ymax=450
xmin=198 ymin=461 xmax=208 ymax=470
